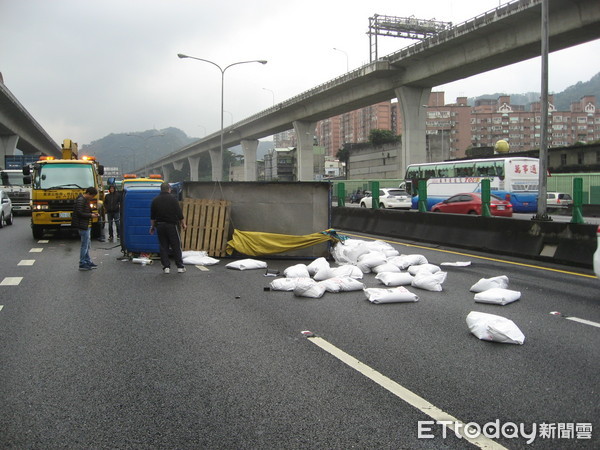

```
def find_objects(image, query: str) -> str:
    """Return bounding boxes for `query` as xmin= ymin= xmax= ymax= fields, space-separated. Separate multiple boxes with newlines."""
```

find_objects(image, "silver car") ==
xmin=546 ymin=192 xmax=573 ymax=209
xmin=0 ymin=189 xmax=14 ymax=228
xmin=360 ymin=188 xmax=412 ymax=209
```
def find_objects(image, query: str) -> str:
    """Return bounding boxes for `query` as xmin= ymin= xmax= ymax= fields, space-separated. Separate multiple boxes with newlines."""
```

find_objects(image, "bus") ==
xmin=404 ymin=157 xmax=540 ymax=212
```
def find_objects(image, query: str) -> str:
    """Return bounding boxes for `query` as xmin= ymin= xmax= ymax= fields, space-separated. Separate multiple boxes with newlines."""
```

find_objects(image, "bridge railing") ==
xmin=386 ymin=0 xmax=536 ymax=62
xmin=240 ymin=0 xmax=538 ymax=129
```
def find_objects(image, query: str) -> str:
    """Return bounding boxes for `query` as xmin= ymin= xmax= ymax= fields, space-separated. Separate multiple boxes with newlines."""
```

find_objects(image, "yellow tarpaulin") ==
xmin=226 ymin=229 xmax=345 ymax=256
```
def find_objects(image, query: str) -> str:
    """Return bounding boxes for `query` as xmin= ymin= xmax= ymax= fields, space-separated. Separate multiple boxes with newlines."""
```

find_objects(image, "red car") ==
xmin=431 ymin=193 xmax=513 ymax=217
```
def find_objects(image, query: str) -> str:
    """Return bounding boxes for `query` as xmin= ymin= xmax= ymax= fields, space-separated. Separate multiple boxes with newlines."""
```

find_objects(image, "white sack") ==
xmin=313 ymin=267 xmax=335 ymax=281
xmin=466 ymin=311 xmax=525 ymax=344
xmin=284 ymin=264 xmax=311 ymax=278
xmin=375 ymin=272 xmax=414 ymax=286
xmin=411 ymin=271 xmax=447 ymax=291
xmin=307 ymin=257 xmax=330 ymax=276
xmin=331 ymin=240 xmax=370 ymax=265
xmin=293 ymin=278 xmax=326 ymax=298
xmin=357 ymin=252 xmax=387 ymax=273
xmin=474 ymin=288 xmax=521 ymax=305
xmin=364 ymin=287 xmax=419 ymax=304
xmin=319 ymin=277 xmax=365 ymax=293
xmin=441 ymin=261 xmax=472 ymax=267
xmin=382 ymin=248 xmax=400 ymax=257
xmin=470 ymin=275 xmax=509 ymax=292
xmin=226 ymin=259 xmax=268 ymax=271
xmin=365 ymin=240 xmax=394 ymax=253
xmin=182 ymin=251 xmax=220 ymax=266
xmin=330 ymin=265 xmax=363 ymax=279
xmin=408 ymin=264 xmax=441 ymax=276
xmin=372 ymin=263 xmax=401 ymax=274
xmin=270 ymin=278 xmax=302 ymax=291
xmin=387 ymin=254 xmax=428 ymax=269
xmin=344 ymin=242 xmax=371 ymax=263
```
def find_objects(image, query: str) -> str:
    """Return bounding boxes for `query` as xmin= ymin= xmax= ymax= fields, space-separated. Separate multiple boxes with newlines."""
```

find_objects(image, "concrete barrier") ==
xmin=332 ymin=207 xmax=597 ymax=269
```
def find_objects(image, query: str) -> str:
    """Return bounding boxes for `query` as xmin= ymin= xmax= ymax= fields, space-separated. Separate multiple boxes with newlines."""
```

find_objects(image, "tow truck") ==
xmin=23 ymin=139 xmax=105 ymax=239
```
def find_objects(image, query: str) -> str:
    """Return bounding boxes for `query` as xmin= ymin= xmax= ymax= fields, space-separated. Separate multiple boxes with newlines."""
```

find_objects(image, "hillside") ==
xmin=81 ymin=127 xmax=274 ymax=172
xmin=469 ymin=72 xmax=600 ymax=109
xmin=81 ymin=127 xmax=198 ymax=173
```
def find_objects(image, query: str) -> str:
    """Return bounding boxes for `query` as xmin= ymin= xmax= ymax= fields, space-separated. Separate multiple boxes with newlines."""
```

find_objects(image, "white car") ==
xmin=360 ymin=188 xmax=412 ymax=209
xmin=0 ymin=189 xmax=14 ymax=228
xmin=546 ymin=192 xmax=573 ymax=208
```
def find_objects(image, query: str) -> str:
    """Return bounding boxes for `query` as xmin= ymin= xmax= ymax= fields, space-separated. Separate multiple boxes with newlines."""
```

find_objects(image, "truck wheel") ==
xmin=0 ymin=212 xmax=4 ymax=228
xmin=32 ymin=225 xmax=44 ymax=239
xmin=6 ymin=211 xmax=13 ymax=225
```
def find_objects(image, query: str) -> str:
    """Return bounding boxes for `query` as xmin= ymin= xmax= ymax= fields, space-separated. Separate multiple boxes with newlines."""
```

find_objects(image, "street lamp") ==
xmin=119 ymin=146 xmax=136 ymax=173
xmin=333 ymin=48 xmax=349 ymax=72
xmin=262 ymin=87 xmax=275 ymax=106
xmin=177 ymin=53 xmax=267 ymax=181
xmin=126 ymin=132 xmax=164 ymax=176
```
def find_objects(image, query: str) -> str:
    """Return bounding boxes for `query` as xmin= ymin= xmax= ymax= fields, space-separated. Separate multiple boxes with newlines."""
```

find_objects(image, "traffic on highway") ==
xmin=1 ymin=216 xmax=598 ymax=448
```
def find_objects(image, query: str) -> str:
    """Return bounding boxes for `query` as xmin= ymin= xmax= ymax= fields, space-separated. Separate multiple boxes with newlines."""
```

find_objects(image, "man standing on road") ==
xmin=71 ymin=186 xmax=99 ymax=271
xmin=149 ymin=182 xmax=187 ymax=274
xmin=104 ymin=184 xmax=121 ymax=241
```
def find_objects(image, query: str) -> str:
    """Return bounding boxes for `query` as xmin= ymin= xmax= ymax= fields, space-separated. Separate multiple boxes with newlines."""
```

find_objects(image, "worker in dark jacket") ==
xmin=149 ymin=182 xmax=187 ymax=274
xmin=71 ymin=186 xmax=99 ymax=271
xmin=104 ymin=184 xmax=121 ymax=240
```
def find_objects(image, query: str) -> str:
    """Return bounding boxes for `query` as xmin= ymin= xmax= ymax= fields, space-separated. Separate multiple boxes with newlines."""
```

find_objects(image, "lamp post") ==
xmin=119 ymin=146 xmax=136 ymax=173
xmin=333 ymin=47 xmax=349 ymax=72
xmin=126 ymin=132 xmax=164 ymax=176
xmin=177 ymin=54 xmax=267 ymax=181
xmin=262 ymin=87 xmax=275 ymax=106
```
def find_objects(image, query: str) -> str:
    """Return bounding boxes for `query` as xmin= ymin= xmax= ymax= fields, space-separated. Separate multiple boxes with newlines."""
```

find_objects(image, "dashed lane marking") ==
xmin=565 ymin=317 xmax=600 ymax=328
xmin=29 ymin=248 xmax=43 ymax=253
xmin=18 ymin=260 xmax=35 ymax=266
xmin=1 ymin=277 xmax=23 ymax=286
xmin=306 ymin=334 xmax=507 ymax=449
xmin=37 ymin=240 xmax=49 ymax=244
xmin=195 ymin=265 xmax=209 ymax=271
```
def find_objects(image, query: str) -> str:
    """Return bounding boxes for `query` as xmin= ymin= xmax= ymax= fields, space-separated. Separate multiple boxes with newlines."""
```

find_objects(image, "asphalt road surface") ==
xmin=1 ymin=216 xmax=598 ymax=449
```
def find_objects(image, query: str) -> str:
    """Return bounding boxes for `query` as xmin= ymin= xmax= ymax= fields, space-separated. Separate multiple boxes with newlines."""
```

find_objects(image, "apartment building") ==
xmin=275 ymin=93 xmax=600 ymax=162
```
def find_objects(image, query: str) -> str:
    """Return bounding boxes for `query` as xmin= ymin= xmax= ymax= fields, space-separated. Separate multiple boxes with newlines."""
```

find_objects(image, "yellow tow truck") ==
xmin=23 ymin=139 xmax=105 ymax=239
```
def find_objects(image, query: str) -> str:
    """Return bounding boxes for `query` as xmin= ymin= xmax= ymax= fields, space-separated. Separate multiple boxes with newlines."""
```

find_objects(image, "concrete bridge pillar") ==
xmin=188 ymin=155 xmax=201 ymax=182
xmin=0 ymin=134 xmax=19 ymax=166
xmin=173 ymin=160 xmax=184 ymax=171
xmin=209 ymin=148 xmax=223 ymax=181
xmin=395 ymin=86 xmax=431 ymax=172
xmin=240 ymin=139 xmax=258 ymax=181
xmin=161 ymin=164 xmax=173 ymax=182
xmin=293 ymin=120 xmax=316 ymax=181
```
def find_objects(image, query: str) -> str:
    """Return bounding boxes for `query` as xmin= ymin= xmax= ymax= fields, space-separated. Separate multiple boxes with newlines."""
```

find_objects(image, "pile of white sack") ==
xmin=220 ymin=238 xmax=527 ymax=344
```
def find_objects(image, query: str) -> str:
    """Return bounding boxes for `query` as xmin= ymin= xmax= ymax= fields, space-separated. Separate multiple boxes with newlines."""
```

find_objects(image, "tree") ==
xmin=368 ymin=129 xmax=400 ymax=146
xmin=336 ymin=147 xmax=350 ymax=165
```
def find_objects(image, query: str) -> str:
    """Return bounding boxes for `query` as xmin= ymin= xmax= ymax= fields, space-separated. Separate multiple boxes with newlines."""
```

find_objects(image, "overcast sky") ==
xmin=1 ymin=0 xmax=599 ymax=146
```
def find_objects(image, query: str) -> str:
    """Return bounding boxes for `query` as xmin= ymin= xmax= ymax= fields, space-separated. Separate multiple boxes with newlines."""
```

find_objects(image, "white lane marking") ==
xmin=307 ymin=335 xmax=507 ymax=450
xmin=18 ymin=260 xmax=35 ymax=266
xmin=0 ymin=305 xmax=3 ymax=312
xmin=195 ymin=265 xmax=209 ymax=271
xmin=565 ymin=317 xmax=600 ymax=328
xmin=29 ymin=248 xmax=43 ymax=253
xmin=1 ymin=277 xmax=23 ymax=286
xmin=38 ymin=240 xmax=49 ymax=243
